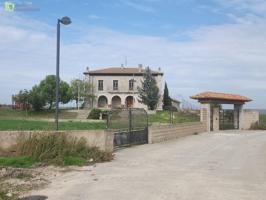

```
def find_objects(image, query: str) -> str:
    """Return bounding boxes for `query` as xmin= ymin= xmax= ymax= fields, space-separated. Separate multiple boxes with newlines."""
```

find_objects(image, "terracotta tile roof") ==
xmin=190 ymin=91 xmax=252 ymax=102
xmin=84 ymin=67 xmax=163 ymax=75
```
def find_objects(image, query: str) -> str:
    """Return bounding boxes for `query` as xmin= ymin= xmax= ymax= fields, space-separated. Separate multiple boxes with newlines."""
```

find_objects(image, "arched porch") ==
xmin=125 ymin=96 xmax=134 ymax=108
xmin=98 ymin=95 xmax=108 ymax=108
xmin=112 ymin=96 xmax=122 ymax=108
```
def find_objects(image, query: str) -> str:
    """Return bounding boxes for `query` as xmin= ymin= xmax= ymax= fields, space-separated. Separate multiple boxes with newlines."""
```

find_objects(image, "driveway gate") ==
xmin=219 ymin=109 xmax=237 ymax=130
xmin=107 ymin=108 xmax=148 ymax=148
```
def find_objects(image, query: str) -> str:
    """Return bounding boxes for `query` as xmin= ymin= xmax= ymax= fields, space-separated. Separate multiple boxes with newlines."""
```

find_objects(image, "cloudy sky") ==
xmin=0 ymin=0 xmax=266 ymax=108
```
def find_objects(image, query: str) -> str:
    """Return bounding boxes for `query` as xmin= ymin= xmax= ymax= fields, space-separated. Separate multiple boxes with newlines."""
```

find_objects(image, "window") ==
xmin=113 ymin=80 xmax=118 ymax=90
xmin=129 ymin=79 xmax=134 ymax=90
xmin=98 ymin=80 xmax=103 ymax=91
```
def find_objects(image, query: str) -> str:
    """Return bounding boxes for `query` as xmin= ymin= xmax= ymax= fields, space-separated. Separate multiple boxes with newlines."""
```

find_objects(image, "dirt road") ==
xmin=27 ymin=131 xmax=266 ymax=200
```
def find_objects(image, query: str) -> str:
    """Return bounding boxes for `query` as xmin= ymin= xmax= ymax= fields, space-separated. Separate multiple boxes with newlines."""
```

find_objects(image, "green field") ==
xmin=0 ymin=107 xmax=106 ymax=131
xmin=0 ymin=107 xmax=77 ymax=120
xmin=148 ymin=111 xmax=200 ymax=124
xmin=0 ymin=119 xmax=106 ymax=131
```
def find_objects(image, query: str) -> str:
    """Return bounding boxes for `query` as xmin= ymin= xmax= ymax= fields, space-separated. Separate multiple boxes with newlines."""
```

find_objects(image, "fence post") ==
xmin=107 ymin=111 xmax=111 ymax=129
xmin=169 ymin=109 xmax=174 ymax=124
xmin=144 ymin=109 xmax=149 ymax=143
xmin=129 ymin=108 xmax=132 ymax=143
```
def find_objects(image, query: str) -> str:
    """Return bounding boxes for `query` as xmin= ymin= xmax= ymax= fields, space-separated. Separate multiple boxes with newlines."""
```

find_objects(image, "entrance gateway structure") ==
xmin=191 ymin=92 xmax=259 ymax=132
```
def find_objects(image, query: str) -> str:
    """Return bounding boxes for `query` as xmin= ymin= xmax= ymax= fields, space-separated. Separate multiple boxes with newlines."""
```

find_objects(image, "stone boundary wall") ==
xmin=0 ymin=130 xmax=114 ymax=152
xmin=240 ymin=109 xmax=260 ymax=130
xmin=149 ymin=122 xmax=207 ymax=143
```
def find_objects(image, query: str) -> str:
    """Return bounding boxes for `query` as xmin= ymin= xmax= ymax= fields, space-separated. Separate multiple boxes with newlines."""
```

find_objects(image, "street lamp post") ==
xmin=55 ymin=16 xmax=72 ymax=131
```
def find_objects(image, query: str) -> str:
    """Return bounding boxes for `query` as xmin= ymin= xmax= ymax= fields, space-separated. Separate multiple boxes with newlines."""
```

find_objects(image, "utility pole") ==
xmin=55 ymin=16 xmax=72 ymax=131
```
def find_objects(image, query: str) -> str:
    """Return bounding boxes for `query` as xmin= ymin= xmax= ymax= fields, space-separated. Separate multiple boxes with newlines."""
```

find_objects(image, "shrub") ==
xmin=14 ymin=133 xmax=113 ymax=166
xmin=88 ymin=108 xmax=101 ymax=119
xmin=88 ymin=109 xmax=109 ymax=120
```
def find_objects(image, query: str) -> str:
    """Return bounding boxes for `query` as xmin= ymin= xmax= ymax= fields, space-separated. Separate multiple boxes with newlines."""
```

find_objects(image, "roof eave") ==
xmin=83 ymin=72 xmax=164 ymax=76
xmin=190 ymin=97 xmax=252 ymax=103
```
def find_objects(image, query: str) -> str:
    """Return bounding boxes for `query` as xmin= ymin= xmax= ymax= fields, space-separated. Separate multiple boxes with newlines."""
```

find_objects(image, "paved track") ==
xmin=29 ymin=131 xmax=266 ymax=200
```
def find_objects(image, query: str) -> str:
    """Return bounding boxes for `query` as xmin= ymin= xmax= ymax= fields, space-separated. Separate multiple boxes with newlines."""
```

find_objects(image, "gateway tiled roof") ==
xmin=190 ymin=91 xmax=252 ymax=102
xmin=84 ymin=67 xmax=163 ymax=75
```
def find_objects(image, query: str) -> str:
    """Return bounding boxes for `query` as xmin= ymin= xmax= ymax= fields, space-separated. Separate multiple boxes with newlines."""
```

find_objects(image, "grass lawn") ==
xmin=0 ymin=107 xmax=105 ymax=131
xmin=0 ymin=107 xmax=78 ymax=120
xmin=149 ymin=111 xmax=200 ymax=124
xmin=0 ymin=119 xmax=106 ymax=131
xmin=0 ymin=156 xmax=36 ymax=168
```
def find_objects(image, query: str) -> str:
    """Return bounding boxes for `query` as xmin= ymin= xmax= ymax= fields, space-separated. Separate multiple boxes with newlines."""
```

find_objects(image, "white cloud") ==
xmin=88 ymin=14 xmax=101 ymax=20
xmin=217 ymin=0 xmax=266 ymax=16
xmin=119 ymin=0 xmax=155 ymax=13
xmin=1 ymin=10 xmax=266 ymax=108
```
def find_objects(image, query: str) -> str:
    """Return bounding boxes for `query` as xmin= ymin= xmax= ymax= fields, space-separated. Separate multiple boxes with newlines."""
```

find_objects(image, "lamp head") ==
xmin=60 ymin=16 xmax=72 ymax=25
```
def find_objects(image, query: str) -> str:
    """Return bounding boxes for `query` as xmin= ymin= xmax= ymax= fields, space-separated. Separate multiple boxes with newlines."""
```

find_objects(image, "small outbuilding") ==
xmin=191 ymin=91 xmax=259 ymax=131
xmin=171 ymin=98 xmax=181 ymax=110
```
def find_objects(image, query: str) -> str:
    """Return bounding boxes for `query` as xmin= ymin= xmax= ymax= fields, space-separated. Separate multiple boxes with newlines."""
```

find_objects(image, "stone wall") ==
xmin=149 ymin=122 xmax=207 ymax=143
xmin=240 ymin=109 xmax=259 ymax=130
xmin=0 ymin=130 xmax=114 ymax=152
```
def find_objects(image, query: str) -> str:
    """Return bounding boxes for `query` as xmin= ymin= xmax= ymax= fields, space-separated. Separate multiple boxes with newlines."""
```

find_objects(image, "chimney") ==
xmin=158 ymin=67 xmax=161 ymax=72
xmin=138 ymin=64 xmax=143 ymax=72
xmin=86 ymin=66 xmax=90 ymax=72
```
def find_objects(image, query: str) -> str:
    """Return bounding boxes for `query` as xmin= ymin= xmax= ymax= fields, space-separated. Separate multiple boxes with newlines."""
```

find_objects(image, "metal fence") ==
xmin=107 ymin=108 xmax=148 ymax=148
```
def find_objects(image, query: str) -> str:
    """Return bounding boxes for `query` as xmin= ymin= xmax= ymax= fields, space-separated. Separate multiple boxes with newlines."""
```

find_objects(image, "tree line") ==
xmin=13 ymin=75 xmax=94 ymax=111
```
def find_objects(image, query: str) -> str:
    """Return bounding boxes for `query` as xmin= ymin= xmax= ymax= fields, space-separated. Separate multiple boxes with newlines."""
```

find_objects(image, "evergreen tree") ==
xmin=137 ymin=67 xmax=160 ymax=110
xmin=163 ymin=82 xmax=172 ymax=110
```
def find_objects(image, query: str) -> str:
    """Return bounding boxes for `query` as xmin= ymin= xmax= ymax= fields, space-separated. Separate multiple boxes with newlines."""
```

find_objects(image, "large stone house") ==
xmin=84 ymin=65 xmax=163 ymax=110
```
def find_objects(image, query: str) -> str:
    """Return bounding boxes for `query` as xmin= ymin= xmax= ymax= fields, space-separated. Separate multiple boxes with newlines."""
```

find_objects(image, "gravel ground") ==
xmin=26 ymin=130 xmax=266 ymax=200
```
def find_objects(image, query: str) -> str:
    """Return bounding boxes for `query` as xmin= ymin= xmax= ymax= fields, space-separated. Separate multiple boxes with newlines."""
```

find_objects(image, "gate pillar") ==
xmin=200 ymin=103 xmax=211 ymax=132
xmin=212 ymin=106 xmax=220 ymax=131
xmin=234 ymin=104 xmax=239 ymax=129
xmin=234 ymin=104 xmax=243 ymax=130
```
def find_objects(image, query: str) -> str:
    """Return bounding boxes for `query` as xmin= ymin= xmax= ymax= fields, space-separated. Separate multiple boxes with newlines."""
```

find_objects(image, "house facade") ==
xmin=84 ymin=65 xmax=163 ymax=110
